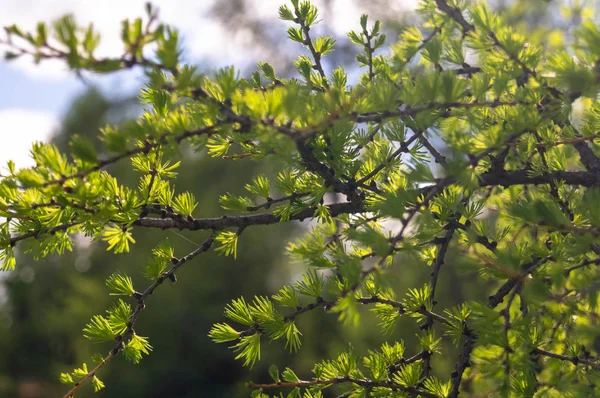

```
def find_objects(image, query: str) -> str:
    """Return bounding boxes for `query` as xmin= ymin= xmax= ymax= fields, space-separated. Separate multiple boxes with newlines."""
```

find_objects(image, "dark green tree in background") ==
xmin=1 ymin=0 xmax=600 ymax=397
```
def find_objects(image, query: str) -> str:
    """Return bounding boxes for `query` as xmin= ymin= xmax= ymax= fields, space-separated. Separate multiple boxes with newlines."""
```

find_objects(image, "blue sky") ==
xmin=0 ymin=63 xmax=82 ymax=113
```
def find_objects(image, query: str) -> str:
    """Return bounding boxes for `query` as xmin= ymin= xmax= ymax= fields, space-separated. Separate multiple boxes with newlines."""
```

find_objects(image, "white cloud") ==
xmin=0 ymin=109 xmax=57 ymax=169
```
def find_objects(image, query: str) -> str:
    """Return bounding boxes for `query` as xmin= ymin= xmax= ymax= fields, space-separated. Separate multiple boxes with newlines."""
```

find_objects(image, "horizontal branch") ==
xmin=248 ymin=375 xmax=438 ymax=397
xmin=133 ymin=170 xmax=600 ymax=232
xmin=236 ymin=295 xmax=449 ymax=349
xmin=10 ymin=221 xmax=82 ymax=246
xmin=507 ymin=135 xmax=600 ymax=149
xmin=8 ymin=169 xmax=600 ymax=252
xmin=351 ymin=100 xmax=526 ymax=123
xmin=246 ymin=192 xmax=311 ymax=212
xmin=477 ymin=170 xmax=600 ymax=188
xmin=533 ymin=348 xmax=600 ymax=370
xmin=134 ymin=201 xmax=366 ymax=231
xmin=564 ymin=257 xmax=600 ymax=276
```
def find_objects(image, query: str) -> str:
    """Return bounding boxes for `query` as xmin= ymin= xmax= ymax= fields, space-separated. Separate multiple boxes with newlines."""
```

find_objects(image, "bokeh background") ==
xmin=0 ymin=0 xmax=589 ymax=396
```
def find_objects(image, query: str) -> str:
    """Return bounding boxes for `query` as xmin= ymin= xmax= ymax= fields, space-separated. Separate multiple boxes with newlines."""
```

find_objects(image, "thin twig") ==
xmin=63 ymin=232 xmax=216 ymax=397
xmin=532 ymin=348 xmax=600 ymax=370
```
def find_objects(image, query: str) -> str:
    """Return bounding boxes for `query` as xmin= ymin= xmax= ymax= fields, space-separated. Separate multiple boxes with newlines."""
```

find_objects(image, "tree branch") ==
xmin=564 ymin=257 xmax=600 ymax=276
xmin=449 ymin=326 xmax=475 ymax=398
xmin=248 ymin=376 xmax=438 ymax=397
xmin=134 ymin=201 xmax=366 ymax=231
xmin=352 ymin=100 xmax=527 ymax=123
xmin=488 ymin=256 xmax=553 ymax=308
xmin=434 ymin=0 xmax=474 ymax=34
xmin=42 ymin=124 xmax=222 ymax=188
xmin=532 ymin=348 xmax=600 ymax=370
xmin=356 ymin=128 xmax=426 ymax=185
xmin=63 ymin=232 xmax=215 ymax=397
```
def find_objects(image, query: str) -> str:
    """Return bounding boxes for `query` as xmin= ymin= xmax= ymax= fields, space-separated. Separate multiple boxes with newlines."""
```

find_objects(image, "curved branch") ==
xmin=42 ymin=124 xmax=222 ymax=188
